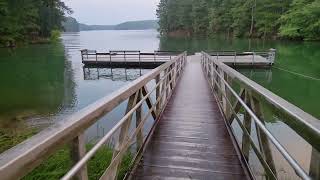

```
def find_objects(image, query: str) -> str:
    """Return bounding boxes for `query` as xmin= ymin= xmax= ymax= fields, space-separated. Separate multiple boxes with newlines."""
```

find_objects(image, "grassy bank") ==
xmin=0 ymin=128 xmax=38 ymax=154
xmin=22 ymin=144 xmax=132 ymax=180
xmin=1 ymin=129 xmax=132 ymax=180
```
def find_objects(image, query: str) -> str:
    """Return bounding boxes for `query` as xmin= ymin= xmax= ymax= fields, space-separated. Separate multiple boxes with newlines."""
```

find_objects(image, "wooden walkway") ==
xmin=132 ymin=56 xmax=249 ymax=179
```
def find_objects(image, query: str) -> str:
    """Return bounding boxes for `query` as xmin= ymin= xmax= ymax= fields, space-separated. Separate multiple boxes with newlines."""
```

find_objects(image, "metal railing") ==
xmin=80 ymin=50 xmax=182 ymax=63
xmin=201 ymin=52 xmax=320 ymax=180
xmin=0 ymin=52 xmax=187 ymax=180
xmin=207 ymin=48 xmax=276 ymax=65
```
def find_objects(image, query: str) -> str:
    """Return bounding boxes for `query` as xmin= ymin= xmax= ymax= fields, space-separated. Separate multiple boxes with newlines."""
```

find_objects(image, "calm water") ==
xmin=0 ymin=30 xmax=319 ymax=178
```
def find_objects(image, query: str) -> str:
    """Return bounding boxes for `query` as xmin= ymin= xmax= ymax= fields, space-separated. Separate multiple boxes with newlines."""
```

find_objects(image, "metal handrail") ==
xmin=81 ymin=50 xmax=180 ymax=64
xmin=62 ymin=61 xmax=180 ymax=179
xmin=207 ymin=49 xmax=276 ymax=64
xmin=201 ymin=52 xmax=317 ymax=180
xmin=0 ymin=52 xmax=187 ymax=180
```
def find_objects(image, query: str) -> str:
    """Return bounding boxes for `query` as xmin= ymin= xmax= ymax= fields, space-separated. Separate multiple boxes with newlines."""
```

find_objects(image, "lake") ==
xmin=0 ymin=30 xmax=319 ymax=179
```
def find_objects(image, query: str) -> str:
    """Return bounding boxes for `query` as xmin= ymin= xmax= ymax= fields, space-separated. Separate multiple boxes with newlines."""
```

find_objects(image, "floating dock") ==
xmin=81 ymin=49 xmax=276 ymax=68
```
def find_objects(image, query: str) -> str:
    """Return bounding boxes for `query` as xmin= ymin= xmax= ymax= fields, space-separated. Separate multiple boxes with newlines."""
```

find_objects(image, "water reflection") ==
xmin=83 ymin=67 xmax=149 ymax=81
xmin=0 ymin=43 xmax=76 ymax=129
xmin=234 ymin=68 xmax=320 ymax=179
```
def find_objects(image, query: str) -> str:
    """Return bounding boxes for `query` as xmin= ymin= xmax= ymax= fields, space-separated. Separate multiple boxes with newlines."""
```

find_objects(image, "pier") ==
xmin=81 ymin=49 xmax=276 ymax=68
xmin=0 ymin=51 xmax=319 ymax=180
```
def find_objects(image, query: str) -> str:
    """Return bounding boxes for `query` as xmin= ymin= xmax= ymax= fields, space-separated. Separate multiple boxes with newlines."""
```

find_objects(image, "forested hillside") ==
xmin=0 ymin=0 xmax=71 ymax=47
xmin=76 ymin=20 xmax=158 ymax=31
xmin=62 ymin=17 xmax=79 ymax=32
xmin=157 ymin=0 xmax=320 ymax=40
xmin=114 ymin=20 xmax=159 ymax=30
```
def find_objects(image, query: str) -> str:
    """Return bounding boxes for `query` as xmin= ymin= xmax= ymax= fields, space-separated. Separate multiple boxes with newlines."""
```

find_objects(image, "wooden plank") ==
xmin=132 ymin=55 xmax=248 ymax=179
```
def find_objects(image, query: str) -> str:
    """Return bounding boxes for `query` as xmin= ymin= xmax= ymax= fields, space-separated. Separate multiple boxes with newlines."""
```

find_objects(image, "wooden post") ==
xmin=141 ymin=86 xmax=157 ymax=120
xmin=109 ymin=52 xmax=112 ymax=66
xmin=224 ymin=73 xmax=232 ymax=119
xmin=160 ymin=69 xmax=168 ymax=107
xmin=70 ymin=133 xmax=88 ymax=180
xmin=124 ymin=51 xmax=126 ymax=66
xmin=81 ymin=51 xmax=84 ymax=62
xmin=250 ymin=96 xmax=277 ymax=178
xmin=136 ymin=90 xmax=143 ymax=152
xmin=168 ymin=66 xmax=173 ymax=91
xmin=219 ymin=68 xmax=227 ymax=114
xmin=155 ymin=74 xmax=161 ymax=116
xmin=138 ymin=51 xmax=141 ymax=66
xmin=211 ymin=61 xmax=214 ymax=88
xmin=309 ymin=148 xmax=320 ymax=179
xmin=110 ymin=92 xmax=138 ymax=180
xmin=242 ymin=90 xmax=252 ymax=161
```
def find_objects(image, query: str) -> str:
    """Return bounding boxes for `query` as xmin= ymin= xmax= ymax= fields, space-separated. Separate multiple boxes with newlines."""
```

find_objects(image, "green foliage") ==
xmin=0 ymin=0 xmax=72 ymax=46
xmin=0 ymin=128 xmax=38 ymax=153
xmin=157 ymin=0 xmax=320 ymax=40
xmin=50 ymin=30 xmax=61 ymax=42
xmin=279 ymin=0 xmax=320 ymax=40
xmin=23 ymin=144 xmax=132 ymax=180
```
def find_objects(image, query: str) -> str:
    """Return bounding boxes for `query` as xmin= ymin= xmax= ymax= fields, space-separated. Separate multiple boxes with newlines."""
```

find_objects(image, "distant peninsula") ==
xmin=62 ymin=17 xmax=158 ymax=32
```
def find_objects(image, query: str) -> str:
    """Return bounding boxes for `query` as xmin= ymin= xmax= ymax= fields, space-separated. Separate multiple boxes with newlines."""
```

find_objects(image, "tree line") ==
xmin=157 ymin=0 xmax=320 ymax=40
xmin=0 ymin=0 xmax=72 ymax=47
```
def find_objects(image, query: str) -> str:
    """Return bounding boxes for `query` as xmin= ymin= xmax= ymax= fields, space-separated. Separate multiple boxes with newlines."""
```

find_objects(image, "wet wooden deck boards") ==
xmin=132 ymin=56 xmax=248 ymax=179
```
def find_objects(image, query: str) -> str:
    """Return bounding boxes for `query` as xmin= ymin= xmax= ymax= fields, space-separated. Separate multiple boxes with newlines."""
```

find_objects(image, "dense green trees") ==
xmin=0 ymin=0 xmax=72 ymax=46
xmin=157 ymin=0 xmax=320 ymax=40
xmin=280 ymin=0 xmax=320 ymax=40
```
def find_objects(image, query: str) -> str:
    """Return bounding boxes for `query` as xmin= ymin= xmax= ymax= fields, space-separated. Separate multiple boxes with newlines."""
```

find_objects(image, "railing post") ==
xmin=250 ymin=96 xmax=277 ymax=178
xmin=210 ymin=60 xmax=214 ymax=88
xmin=219 ymin=68 xmax=227 ymax=113
xmin=81 ymin=50 xmax=84 ymax=62
xmin=155 ymin=74 xmax=161 ymax=116
xmin=109 ymin=92 xmax=138 ymax=180
xmin=309 ymin=148 xmax=320 ymax=179
xmin=252 ymin=51 xmax=255 ymax=65
xmin=269 ymin=48 xmax=276 ymax=64
xmin=241 ymin=90 xmax=252 ymax=161
xmin=124 ymin=51 xmax=126 ymax=66
xmin=224 ymin=73 xmax=232 ymax=119
xmin=138 ymin=51 xmax=141 ymax=66
xmin=109 ymin=51 xmax=112 ymax=66
xmin=136 ymin=90 xmax=143 ymax=151
xmin=70 ymin=133 xmax=88 ymax=180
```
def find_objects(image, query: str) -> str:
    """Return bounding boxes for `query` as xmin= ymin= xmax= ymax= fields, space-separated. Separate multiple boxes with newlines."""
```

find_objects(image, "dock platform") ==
xmin=81 ymin=49 xmax=276 ymax=68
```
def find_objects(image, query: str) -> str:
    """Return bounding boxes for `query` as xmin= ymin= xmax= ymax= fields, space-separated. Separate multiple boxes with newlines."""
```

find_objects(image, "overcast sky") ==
xmin=62 ymin=0 xmax=160 ymax=25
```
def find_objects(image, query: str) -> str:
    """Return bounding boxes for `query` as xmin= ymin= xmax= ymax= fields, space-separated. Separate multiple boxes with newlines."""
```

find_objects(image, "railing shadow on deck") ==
xmin=0 ymin=52 xmax=187 ymax=180
xmin=201 ymin=52 xmax=320 ymax=180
